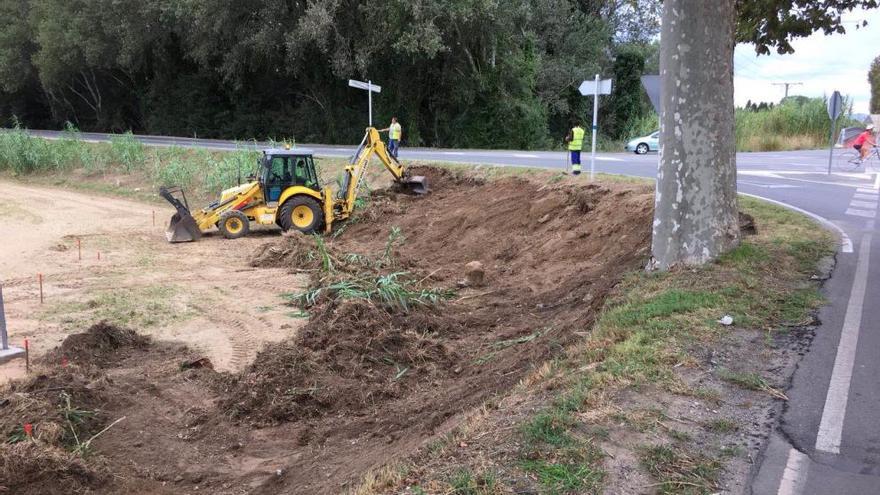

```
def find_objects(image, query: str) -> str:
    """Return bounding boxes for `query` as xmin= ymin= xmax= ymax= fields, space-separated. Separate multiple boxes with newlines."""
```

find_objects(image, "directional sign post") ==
xmin=827 ymin=91 xmax=843 ymax=175
xmin=348 ymin=79 xmax=382 ymax=127
xmin=579 ymin=75 xmax=613 ymax=180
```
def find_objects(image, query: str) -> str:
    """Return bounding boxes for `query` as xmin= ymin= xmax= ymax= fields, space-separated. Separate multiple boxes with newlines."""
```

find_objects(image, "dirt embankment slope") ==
xmin=1 ymin=168 xmax=654 ymax=494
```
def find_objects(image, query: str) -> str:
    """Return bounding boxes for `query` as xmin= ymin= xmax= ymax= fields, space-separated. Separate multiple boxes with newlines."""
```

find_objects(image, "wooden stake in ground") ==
xmin=38 ymin=273 xmax=43 ymax=304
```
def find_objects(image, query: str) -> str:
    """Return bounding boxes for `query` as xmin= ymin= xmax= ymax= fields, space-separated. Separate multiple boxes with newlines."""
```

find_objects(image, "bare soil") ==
xmin=1 ymin=169 xmax=655 ymax=494
xmin=0 ymin=179 xmax=309 ymax=381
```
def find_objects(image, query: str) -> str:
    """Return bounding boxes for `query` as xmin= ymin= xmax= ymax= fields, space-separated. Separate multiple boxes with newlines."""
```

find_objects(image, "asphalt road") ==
xmin=25 ymin=129 xmax=880 ymax=493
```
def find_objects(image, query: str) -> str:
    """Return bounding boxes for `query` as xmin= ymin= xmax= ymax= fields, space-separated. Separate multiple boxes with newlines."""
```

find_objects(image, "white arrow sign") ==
xmin=348 ymin=79 xmax=381 ymax=126
xmin=348 ymin=79 xmax=382 ymax=93
xmin=578 ymin=78 xmax=612 ymax=96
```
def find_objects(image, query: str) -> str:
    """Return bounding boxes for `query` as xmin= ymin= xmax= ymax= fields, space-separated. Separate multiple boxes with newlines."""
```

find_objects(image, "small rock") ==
xmin=718 ymin=315 xmax=734 ymax=326
xmin=276 ymin=469 xmax=283 ymax=477
xmin=465 ymin=261 xmax=485 ymax=287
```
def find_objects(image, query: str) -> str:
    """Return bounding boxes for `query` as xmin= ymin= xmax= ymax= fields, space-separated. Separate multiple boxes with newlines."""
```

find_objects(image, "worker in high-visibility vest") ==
xmin=380 ymin=117 xmax=403 ymax=158
xmin=565 ymin=122 xmax=585 ymax=175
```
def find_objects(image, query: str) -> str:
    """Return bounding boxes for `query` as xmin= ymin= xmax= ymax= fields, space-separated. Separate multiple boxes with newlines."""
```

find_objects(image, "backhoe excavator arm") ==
xmin=335 ymin=127 xmax=427 ymax=219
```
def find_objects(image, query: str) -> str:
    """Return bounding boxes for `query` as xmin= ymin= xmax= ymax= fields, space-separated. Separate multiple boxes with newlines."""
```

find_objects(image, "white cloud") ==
xmin=734 ymin=7 xmax=880 ymax=114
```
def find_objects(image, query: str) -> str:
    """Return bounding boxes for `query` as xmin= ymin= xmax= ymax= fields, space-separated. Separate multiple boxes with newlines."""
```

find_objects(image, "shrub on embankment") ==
xmin=735 ymin=96 xmax=859 ymax=152
xmin=0 ymin=125 xmax=258 ymax=199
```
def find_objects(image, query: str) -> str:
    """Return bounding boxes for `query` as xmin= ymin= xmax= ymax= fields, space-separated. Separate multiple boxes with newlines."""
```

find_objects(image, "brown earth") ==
xmin=0 ymin=179 xmax=309 ymax=382
xmin=1 ymin=168 xmax=655 ymax=494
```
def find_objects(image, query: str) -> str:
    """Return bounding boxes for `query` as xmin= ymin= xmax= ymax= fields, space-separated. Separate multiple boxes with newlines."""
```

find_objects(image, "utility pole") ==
xmin=772 ymin=82 xmax=803 ymax=99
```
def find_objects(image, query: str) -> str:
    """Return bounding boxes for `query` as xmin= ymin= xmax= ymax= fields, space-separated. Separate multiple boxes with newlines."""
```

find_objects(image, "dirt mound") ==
xmin=249 ymin=230 xmax=318 ymax=268
xmin=50 ymin=321 xmax=149 ymax=366
xmin=0 ymin=442 xmax=106 ymax=495
xmin=224 ymin=299 xmax=461 ymax=424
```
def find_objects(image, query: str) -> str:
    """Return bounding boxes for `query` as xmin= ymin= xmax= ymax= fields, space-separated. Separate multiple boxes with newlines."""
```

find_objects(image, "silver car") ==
xmin=625 ymin=131 xmax=660 ymax=154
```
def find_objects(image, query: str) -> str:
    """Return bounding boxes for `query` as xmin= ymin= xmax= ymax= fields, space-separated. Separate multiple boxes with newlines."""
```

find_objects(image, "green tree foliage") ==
xmin=605 ymin=45 xmax=649 ymax=139
xmin=736 ymin=0 xmax=879 ymax=54
xmin=0 ymin=0 xmax=655 ymax=149
xmin=870 ymin=54 xmax=880 ymax=113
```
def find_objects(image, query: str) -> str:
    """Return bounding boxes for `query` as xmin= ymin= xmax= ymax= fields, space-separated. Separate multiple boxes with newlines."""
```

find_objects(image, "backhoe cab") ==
xmin=160 ymin=127 xmax=427 ymax=243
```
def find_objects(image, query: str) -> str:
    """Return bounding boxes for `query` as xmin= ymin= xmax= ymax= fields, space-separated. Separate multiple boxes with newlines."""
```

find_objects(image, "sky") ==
xmin=734 ymin=7 xmax=880 ymax=114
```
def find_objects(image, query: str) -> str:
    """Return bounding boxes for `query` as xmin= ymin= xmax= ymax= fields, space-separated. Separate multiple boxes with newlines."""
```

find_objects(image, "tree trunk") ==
xmin=650 ymin=0 xmax=739 ymax=270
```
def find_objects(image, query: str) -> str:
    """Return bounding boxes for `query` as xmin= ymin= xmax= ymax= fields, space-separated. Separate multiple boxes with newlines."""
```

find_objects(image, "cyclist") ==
xmin=853 ymin=124 xmax=876 ymax=162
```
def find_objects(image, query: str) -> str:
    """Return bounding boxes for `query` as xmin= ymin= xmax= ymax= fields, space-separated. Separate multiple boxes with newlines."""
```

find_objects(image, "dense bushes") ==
xmin=0 ymin=126 xmax=258 ymax=194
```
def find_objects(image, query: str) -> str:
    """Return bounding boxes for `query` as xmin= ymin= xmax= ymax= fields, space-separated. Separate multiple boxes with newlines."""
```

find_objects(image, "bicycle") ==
xmin=836 ymin=146 xmax=879 ymax=172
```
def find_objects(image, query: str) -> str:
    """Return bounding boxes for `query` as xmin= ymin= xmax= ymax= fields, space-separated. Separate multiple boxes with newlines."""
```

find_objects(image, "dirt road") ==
xmin=0 ymin=180 xmax=307 ymax=382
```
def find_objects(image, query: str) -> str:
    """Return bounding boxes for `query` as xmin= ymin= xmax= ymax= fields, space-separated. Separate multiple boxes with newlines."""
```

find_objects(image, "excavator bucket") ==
xmin=165 ymin=211 xmax=202 ymax=243
xmin=399 ymin=176 xmax=429 ymax=195
xmin=159 ymin=186 xmax=203 ymax=243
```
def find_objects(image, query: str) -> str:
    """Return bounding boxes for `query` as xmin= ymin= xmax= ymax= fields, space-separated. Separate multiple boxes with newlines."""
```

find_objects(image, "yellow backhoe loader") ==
xmin=159 ymin=127 xmax=427 ymax=242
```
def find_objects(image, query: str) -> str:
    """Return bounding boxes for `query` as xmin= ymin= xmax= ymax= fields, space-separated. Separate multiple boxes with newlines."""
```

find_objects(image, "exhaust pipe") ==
xmin=159 ymin=187 xmax=203 ymax=243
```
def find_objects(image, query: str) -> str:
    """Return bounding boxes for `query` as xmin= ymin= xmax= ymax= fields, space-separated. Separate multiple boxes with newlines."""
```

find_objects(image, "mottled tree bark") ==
xmin=650 ymin=0 xmax=739 ymax=270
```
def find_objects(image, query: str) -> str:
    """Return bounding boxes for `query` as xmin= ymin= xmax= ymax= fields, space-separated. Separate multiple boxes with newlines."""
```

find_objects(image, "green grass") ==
xmin=287 ymin=272 xmax=453 ymax=312
xmin=717 ymin=369 xmax=768 ymax=391
xmin=735 ymin=96 xmax=860 ymax=152
xmin=502 ymin=194 xmax=834 ymax=493
xmin=640 ymin=445 xmax=721 ymax=495
xmin=519 ymin=458 xmax=605 ymax=494
xmin=40 ymin=285 xmax=192 ymax=330
xmin=706 ymin=418 xmax=738 ymax=434
xmin=448 ymin=469 xmax=499 ymax=495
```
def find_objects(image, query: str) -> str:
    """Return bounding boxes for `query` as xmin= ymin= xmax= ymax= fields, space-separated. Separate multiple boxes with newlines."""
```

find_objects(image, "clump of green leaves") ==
xmin=288 ymin=271 xmax=453 ymax=312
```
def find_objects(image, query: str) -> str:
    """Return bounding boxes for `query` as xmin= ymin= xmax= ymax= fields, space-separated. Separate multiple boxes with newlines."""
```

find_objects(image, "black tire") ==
xmin=279 ymin=196 xmax=323 ymax=234
xmin=635 ymin=143 xmax=649 ymax=155
xmin=218 ymin=210 xmax=250 ymax=239
xmin=835 ymin=150 xmax=863 ymax=172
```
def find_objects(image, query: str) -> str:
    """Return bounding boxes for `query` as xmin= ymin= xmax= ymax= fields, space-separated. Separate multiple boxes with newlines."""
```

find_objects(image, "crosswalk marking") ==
xmin=845 ymin=208 xmax=877 ymax=218
xmin=850 ymin=200 xmax=878 ymax=209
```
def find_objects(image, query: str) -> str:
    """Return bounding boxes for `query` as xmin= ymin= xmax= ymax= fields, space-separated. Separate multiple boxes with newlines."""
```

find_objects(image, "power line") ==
xmin=772 ymin=82 xmax=803 ymax=98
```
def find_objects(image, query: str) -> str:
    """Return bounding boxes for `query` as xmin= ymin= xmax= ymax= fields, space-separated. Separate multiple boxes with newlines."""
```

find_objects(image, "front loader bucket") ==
xmin=159 ymin=186 xmax=203 ymax=243
xmin=166 ymin=211 xmax=202 ymax=243
xmin=399 ymin=176 xmax=429 ymax=195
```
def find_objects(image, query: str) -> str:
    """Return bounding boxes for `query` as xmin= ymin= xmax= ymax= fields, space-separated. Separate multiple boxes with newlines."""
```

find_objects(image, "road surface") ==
xmin=23 ymin=129 xmax=880 ymax=493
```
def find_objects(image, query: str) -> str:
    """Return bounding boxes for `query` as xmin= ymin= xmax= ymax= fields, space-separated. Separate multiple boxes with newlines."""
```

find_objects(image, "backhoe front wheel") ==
xmin=280 ymin=196 xmax=323 ymax=234
xmin=218 ymin=210 xmax=250 ymax=239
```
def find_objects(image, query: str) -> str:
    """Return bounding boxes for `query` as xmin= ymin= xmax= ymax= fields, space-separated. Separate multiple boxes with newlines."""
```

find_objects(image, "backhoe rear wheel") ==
xmin=218 ymin=210 xmax=250 ymax=239
xmin=280 ymin=196 xmax=323 ymax=234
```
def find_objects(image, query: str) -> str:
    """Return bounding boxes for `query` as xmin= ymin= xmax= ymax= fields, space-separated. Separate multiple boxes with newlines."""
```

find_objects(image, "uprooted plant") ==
xmin=289 ymin=227 xmax=453 ymax=312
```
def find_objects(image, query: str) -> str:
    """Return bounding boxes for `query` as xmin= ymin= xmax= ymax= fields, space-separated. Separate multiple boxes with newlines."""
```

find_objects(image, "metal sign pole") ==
xmin=368 ymin=80 xmax=373 ymax=127
xmin=0 ymin=284 xmax=7 ymax=350
xmin=826 ymin=91 xmax=843 ymax=175
xmin=591 ymin=74 xmax=600 ymax=181
xmin=828 ymin=120 xmax=836 ymax=176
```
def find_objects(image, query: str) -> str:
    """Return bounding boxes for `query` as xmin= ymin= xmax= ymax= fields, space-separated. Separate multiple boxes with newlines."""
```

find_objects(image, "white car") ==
xmin=625 ymin=131 xmax=660 ymax=154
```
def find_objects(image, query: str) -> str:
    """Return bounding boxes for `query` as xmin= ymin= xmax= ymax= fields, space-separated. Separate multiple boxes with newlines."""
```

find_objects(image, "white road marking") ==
xmin=875 ymin=172 xmax=880 ymax=190
xmin=777 ymin=448 xmax=810 ymax=495
xmin=596 ymin=156 xmax=625 ymax=162
xmin=850 ymin=200 xmax=878 ymax=209
xmin=513 ymin=153 xmax=539 ymax=158
xmin=815 ymin=233 xmax=873 ymax=453
xmin=856 ymin=188 xmax=878 ymax=195
xmin=441 ymin=152 xmax=466 ymax=155
xmin=853 ymin=193 xmax=878 ymax=201
xmin=740 ymin=193 xmax=853 ymax=254
xmin=846 ymin=208 xmax=877 ymax=218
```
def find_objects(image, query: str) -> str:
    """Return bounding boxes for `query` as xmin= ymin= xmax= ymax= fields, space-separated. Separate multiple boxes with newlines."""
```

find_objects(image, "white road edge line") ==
xmin=740 ymin=193 xmax=853 ymax=254
xmin=815 ymin=231 xmax=872 ymax=453
xmin=874 ymin=172 xmax=880 ymax=190
xmin=777 ymin=448 xmax=809 ymax=495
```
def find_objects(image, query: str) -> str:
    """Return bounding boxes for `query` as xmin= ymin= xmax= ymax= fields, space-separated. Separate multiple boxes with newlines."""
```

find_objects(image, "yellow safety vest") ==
xmin=390 ymin=123 xmax=402 ymax=140
xmin=568 ymin=126 xmax=584 ymax=151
